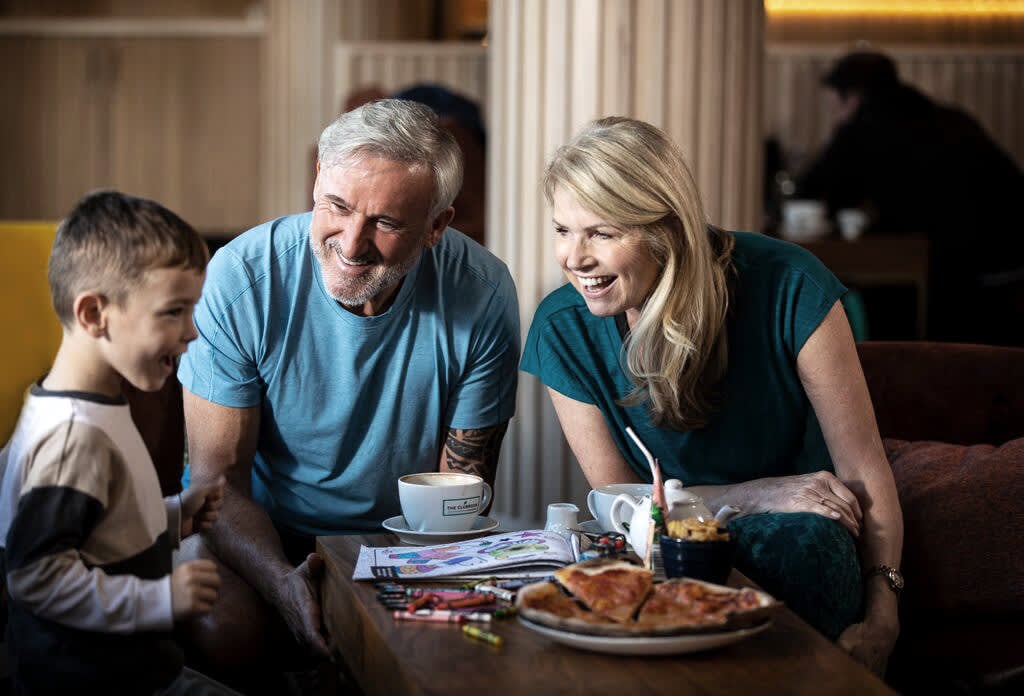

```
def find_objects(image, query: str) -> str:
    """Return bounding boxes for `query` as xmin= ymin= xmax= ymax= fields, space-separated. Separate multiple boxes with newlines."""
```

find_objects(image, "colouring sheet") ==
xmin=353 ymin=529 xmax=575 ymax=580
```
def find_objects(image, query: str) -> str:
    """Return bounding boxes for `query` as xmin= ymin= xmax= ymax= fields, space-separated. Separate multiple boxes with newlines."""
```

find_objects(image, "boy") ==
xmin=0 ymin=191 xmax=227 ymax=694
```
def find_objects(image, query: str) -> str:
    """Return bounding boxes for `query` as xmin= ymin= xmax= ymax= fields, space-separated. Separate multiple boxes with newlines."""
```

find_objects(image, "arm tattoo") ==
xmin=444 ymin=422 xmax=509 ymax=484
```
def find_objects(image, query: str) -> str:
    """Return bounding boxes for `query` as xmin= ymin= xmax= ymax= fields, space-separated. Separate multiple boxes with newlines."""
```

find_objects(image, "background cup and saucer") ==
xmin=583 ymin=483 xmax=653 ymax=533
xmin=836 ymin=208 xmax=869 ymax=241
xmin=780 ymin=199 xmax=829 ymax=242
xmin=383 ymin=472 xmax=498 ymax=545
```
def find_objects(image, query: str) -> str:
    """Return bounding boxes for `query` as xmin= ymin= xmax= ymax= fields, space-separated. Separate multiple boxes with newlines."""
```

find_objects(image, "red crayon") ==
xmin=406 ymin=593 xmax=434 ymax=612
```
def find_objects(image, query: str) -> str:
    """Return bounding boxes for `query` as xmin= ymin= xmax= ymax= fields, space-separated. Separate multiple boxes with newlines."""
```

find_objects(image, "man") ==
xmin=797 ymin=51 xmax=1024 ymax=346
xmin=177 ymin=99 xmax=520 ymax=676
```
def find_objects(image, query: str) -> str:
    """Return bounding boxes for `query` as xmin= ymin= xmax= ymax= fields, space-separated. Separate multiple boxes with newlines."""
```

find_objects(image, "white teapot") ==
xmin=609 ymin=493 xmax=656 ymax=558
xmin=663 ymin=479 xmax=713 ymax=521
xmin=610 ymin=481 xmax=738 ymax=557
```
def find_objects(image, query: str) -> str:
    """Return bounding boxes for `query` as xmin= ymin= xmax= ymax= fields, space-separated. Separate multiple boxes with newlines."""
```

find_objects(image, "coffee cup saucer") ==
xmin=382 ymin=515 xmax=499 ymax=546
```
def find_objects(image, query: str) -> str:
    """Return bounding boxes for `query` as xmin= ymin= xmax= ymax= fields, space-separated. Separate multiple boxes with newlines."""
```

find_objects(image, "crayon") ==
xmin=406 ymin=593 xmax=435 ymax=612
xmin=392 ymin=610 xmax=465 ymax=624
xmin=406 ymin=589 xmax=476 ymax=600
xmin=492 ymin=607 xmax=517 ymax=619
xmin=436 ymin=595 xmax=492 ymax=610
xmin=475 ymin=584 xmax=515 ymax=602
xmin=462 ymin=624 xmax=503 ymax=647
xmin=460 ymin=612 xmax=492 ymax=623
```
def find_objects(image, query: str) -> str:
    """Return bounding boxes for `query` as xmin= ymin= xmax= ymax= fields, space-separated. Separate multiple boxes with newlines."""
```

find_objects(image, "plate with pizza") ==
xmin=518 ymin=615 xmax=772 ymax=656
xmin=516 ymin=558 xmax=779 ymax=649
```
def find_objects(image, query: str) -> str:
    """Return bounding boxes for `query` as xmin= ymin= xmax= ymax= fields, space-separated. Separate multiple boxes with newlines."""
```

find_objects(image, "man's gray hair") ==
xmin=317 ymin=99 xmax=464 ymax=219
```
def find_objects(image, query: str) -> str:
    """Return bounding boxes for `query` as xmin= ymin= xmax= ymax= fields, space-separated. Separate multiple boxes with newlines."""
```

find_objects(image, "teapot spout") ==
xmin=713 ymin=505 xmax=742 ymax=524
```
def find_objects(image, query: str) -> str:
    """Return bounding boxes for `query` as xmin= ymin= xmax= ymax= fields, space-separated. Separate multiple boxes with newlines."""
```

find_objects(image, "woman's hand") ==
xmin=742 ymin=471 xmax=863 ymax=537
xmin=837 ymin=614 xmax=899 ymax=676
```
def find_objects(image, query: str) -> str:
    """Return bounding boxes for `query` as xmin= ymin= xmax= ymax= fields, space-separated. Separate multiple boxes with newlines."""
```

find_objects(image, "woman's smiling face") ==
xmin=552 ymin=187 xmax=661 ymax=327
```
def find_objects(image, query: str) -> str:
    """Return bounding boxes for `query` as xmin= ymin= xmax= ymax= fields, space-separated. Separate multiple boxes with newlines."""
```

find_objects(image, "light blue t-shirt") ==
xmin=178 ymin=213 xmax=520 ymax=534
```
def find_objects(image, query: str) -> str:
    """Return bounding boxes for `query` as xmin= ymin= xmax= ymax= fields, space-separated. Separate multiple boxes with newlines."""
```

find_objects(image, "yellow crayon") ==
xmin=462 ymin=624 xmax=503 ymax=647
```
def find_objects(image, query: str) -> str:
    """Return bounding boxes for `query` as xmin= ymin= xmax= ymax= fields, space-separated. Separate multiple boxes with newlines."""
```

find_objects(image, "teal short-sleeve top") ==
xmin=520 ymin=231 xmax=846 ymax=485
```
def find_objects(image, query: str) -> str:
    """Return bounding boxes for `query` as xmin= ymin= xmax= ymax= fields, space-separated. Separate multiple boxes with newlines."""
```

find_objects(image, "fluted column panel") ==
xmin=262 ymin=0 xmax=339 ymax=221
xmin=489 ymin=0 xmax=764 ymax=528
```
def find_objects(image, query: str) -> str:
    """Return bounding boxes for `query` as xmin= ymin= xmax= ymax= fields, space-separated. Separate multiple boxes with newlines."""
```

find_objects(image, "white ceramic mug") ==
xmin=398 ymin=472 xmax=492 ymax=533
xmin=586 ymin=483 xmax=652 ymax=531
xmin=837 ymin=208 xmax=868 ymax=241
xmin=781 ymin=199 xmax=827 ymax=241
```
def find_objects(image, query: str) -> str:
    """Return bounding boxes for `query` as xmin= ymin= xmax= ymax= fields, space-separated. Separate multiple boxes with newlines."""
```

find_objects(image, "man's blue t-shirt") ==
xmin=179 ymin=213 xmax=520 ymax=535
xmin=520 ymin=231 xmax=846 ymax=486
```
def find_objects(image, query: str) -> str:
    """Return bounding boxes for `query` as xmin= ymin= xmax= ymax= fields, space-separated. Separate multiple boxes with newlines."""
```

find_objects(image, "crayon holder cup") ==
xmin=659 ymin=534 xmax=736 ymax=585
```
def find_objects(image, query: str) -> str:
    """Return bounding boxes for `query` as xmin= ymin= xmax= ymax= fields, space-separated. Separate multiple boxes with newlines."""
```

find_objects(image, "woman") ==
xmin=521 ymin=117 xmax=903 ymax=675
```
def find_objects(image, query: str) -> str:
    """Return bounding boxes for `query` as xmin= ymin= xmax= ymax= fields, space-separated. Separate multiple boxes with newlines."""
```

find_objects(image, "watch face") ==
xmin=888 ymin=568 xmax=905 ymax=591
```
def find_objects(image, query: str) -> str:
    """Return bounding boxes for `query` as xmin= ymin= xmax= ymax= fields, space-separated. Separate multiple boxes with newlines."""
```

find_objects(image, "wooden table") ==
xmin=318 ymin=534 xmax=894 ymax=696
xmin=796 ymin=235 xmax=930 ymax=339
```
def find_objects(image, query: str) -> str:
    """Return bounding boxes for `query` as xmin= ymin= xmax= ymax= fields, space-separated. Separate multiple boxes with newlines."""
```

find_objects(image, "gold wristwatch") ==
xmin=865 ymin=564 xmax=904 ymax=596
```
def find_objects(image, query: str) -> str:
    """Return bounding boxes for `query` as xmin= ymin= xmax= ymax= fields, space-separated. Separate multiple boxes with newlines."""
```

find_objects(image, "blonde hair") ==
xmin=543 ymin=117 xmax=735 ymax=430
xmin=49 ymin=190 xmax=209 ymax=327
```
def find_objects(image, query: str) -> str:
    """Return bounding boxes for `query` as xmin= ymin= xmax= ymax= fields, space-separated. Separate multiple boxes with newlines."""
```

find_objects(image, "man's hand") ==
xmin=272 ymin=552 xmax=331 ymax=658
xmin=180 ymin=475 xmax=226 ymax=538
xmin=837 ymin=615 xmax=899 ymax=676
xmin=171 ymin=559 xmax=220 ymax=621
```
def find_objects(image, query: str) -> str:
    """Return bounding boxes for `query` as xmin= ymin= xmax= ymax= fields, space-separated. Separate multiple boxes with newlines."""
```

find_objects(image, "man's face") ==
xmin=826 ymin=88 xmax=861 ymax=127
xmin=310 ymin=156 xmax=449 ymax=316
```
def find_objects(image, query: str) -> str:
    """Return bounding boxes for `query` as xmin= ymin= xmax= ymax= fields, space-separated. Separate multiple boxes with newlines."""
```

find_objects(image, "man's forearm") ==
xmin=202 ymin=486 xmax=294 ymax=605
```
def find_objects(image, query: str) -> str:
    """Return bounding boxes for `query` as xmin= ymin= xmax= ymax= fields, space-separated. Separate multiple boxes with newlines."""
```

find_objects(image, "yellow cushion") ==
xmin=0 ymin=222 xmax=62 ymax=442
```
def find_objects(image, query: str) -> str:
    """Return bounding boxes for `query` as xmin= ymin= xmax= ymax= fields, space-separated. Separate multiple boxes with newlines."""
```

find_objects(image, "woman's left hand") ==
xmin=837 ymin=615 xmax=899 ymax=677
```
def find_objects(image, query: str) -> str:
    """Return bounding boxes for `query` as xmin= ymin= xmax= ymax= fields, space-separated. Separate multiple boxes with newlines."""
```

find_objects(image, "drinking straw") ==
xmin=625 ymin=426 xmax=668 ymax=570
xmin=625 ymin=427 xmax=668 ymax=512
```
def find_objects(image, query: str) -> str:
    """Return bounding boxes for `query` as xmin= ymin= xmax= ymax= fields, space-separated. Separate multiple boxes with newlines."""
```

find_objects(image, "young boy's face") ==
xmin=102 ymin=266 xmax=204 ymax=393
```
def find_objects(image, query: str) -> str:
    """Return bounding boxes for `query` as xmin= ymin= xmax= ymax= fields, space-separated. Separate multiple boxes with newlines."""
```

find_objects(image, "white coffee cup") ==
xmin=837 ymin=208 xmax=868 ymax=241
xmin=586 ymin=483 xmax=652 ymax=531
xmin=398 ymin=472 xmax=492 ymax=533
xmin=781 ymin=199 xmax=827 ymax=241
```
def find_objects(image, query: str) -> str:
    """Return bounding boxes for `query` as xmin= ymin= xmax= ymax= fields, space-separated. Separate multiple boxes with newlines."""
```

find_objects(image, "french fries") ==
xmin=665 ymin=517 xmax=730 ymax=542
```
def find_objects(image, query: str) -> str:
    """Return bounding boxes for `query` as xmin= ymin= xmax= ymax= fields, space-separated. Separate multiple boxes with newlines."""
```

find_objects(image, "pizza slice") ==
xmin=553 ymin=559 xmax=653 ymax=624
xmin=635 ymin=578 xmax=766 ymax=631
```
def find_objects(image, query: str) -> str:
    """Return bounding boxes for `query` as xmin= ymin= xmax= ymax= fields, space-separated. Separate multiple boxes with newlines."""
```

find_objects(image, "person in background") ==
xmin=391 ymin=84 xmax=488 ymax=246
xmin=0 ymin=191 xmax=229 ymax=695
xmin=797 ymin=50 xmax=1024 ymax=346
xmin=522 ymin=117 xmax=904 ymax=675
xmin=177 ymin=99 xmax=519 ymax=685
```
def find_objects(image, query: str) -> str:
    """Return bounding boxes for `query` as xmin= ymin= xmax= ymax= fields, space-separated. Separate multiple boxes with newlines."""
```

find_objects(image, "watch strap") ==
xmin=864 ymin=564 xmax=903 ymax=595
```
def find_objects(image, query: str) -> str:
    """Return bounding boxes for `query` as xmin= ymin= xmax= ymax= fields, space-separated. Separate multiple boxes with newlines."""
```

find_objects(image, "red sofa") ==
xmin=856 ymin=342 xmax=1024 ymax=695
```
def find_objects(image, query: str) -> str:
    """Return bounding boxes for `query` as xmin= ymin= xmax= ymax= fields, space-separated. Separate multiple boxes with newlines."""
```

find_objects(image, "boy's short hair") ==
xmin=48 ymin=190 xmax=209 ymax=326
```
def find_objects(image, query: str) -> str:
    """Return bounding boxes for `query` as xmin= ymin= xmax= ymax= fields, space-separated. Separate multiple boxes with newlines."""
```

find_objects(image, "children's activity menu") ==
xmin=352 ymin=529 xmax=575 ymax=581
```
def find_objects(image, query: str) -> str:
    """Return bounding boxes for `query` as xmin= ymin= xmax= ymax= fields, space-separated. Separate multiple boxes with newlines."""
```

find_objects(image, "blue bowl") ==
xmin=659 ymin=534 xmax=736 ymax=585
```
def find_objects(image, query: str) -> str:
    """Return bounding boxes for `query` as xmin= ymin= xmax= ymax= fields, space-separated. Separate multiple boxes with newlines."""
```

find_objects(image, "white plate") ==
xmin=518 ymin=616 xmax=771 ymax=656
xmin=381 ymin=515 xmax=499 ymax=545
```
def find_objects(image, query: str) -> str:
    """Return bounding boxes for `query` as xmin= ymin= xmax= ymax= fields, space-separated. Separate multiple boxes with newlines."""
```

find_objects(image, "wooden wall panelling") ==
xmin=0 ymin=34 xmax=262 ymax=234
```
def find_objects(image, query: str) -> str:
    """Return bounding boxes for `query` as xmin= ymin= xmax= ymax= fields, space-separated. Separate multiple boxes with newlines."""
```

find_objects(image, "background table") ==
xmin=796 ymin=234 xmax=930 ymax=339
xmin=318 ymin=534 xmax=894 ymax=696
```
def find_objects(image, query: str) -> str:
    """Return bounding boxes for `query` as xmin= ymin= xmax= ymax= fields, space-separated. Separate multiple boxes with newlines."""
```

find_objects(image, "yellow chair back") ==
xmin=0 ymin=222 xmax=62 ymax=443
